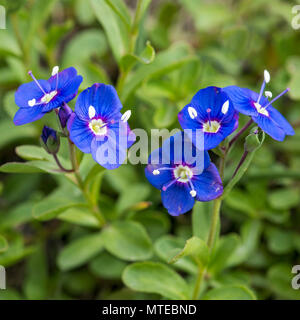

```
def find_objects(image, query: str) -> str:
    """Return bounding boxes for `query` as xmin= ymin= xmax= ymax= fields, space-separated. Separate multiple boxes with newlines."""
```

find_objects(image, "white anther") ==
xmin=265 ymin=91 xmax=272 ymax=98
xmin=51 ymin=66 xmax=59 ymax=76
xmin=221 ymin=100 xmax=229 ymax=114
xmin=28 ymin=98 xmax=36 ymax=107
xmin=88 ymin=106 xmax=96 ymax=119
xmin=121 ymin=110 xmax=131 ymax=122
xmin=190 ymin=190 xmax=197 ymax=197
xmin=264 ymin=70 xmax=270 ymax=83
xmin=153 ymin=169 xmax=160 ymax=175
xmin=188 ymin=107 xmax=197 ymax=119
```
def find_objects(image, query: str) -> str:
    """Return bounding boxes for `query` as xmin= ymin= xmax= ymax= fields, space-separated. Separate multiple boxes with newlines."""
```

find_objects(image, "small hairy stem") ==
xmin=231 ymin=150 xmax=249 ymax=179
xmin=192 ymin=266 xmax=206 ymax=300
xmin=192 ymin=155 xmax=225 ymax=299
xmin=228 ymin=119 xmax=253 ymax=150
xmin=117 ymin=0 xmax=143 ymax=95
xmin=67 ymin=137 xmax=106 ymax=227
xmin=52 ymin=154 xmax=74 ymax=173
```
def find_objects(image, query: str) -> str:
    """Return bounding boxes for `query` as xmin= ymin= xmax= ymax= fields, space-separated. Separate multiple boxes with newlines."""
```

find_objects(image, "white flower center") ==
xmin=173 ymin=165 xmax=193 ymax=183
xmin=203 ymin=120 xmax=220 ymax=133
xmin=254 ymin=102 xmax=269 ymax=116
xmin=89 ymin=119 xmax=107 ymax=136
xmin=41 ymin=90 xmax=57 ymax=104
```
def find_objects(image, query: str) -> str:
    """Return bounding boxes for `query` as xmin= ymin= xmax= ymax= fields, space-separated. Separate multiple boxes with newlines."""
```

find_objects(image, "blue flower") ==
xmin=40 ymin=126 xmax=60 ymax=154
xmin=14 ymin=66 xmax=82 ymax=126
xmin=68 ymin=83 xmax=135 ymax=170
xmin=178 ymin=86 xmax=239 ymax=150
xmin=223 ymin=70 xmax=295 ymax=141
xmin=145 ymin=132 xmax=223 ymax=216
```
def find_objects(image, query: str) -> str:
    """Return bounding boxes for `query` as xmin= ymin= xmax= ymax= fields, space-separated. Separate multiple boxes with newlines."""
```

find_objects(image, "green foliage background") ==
xmin=0 ymin=0 xmax=300 ymax=300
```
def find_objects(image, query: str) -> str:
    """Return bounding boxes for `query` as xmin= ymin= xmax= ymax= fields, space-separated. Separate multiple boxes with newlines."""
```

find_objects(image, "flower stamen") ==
xmin=28 ymin=70 xmax=46 ymax=94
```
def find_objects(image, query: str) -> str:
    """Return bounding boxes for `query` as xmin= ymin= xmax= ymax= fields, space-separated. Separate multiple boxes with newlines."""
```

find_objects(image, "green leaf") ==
xmin=91 ymin=0 xmax=130 ymax=62
xmin=15 ymin=145 xmax=51 ymax=161
xmin=0 ymin=120 xmax=36 ymax=150
xmin=169 ymin=236 xmax=209 ymax=267
xmin=122 ymin=262 xmax=189 ymax=300
xmin=267 ymin=263 xmax=300 ymax=300
xmin=202 ymin=285 xmax=256 ymax=300
xmin=62 ymin=29 xmax=107 ymax=65
xmin=223 ymin=128 xmax=265 ymax=198
xmin=131 ymin=211 xmax=170 ymax=240
xmin=265 ymin=227 xmax=294 ymax=255
xmin=268 ymin=188 xmax=300 ymax=210
xmin=0 ymin=234 xmax=8 ymax=253
xmin=192 ymin=201 xmax=213 ymax=241
xmin=26 ymin=0 xmax=58 ymax=42
xmin=24 ymin=246 xmax=48 ymax=300
xmin=0 ymin=162 xmax=44 ymax=173
xmin=117 ymin=183 xmax=151 ymax=213
xmin=208 ymin=234 xmax=240 ymax=275
xmin=89 ymin=251 xmax=127 ymax=279
xmin=0 ymin=201 xmax=36 ymax=230
xmin=58 ymin=207 xmax=99 ymax=228
xmin=120 ymin=41 xmax=155 ymax=72
xmin=154 ymin=236 xmax=197 ymax=274
xmin=121 ymin=43 xmax=196 ymax=102
xmin=104 ymin=0 xmax=131 ymax=29
xmin=0 ymin=238 xmax=34 ymax=267
xmin=228 ymin=220 xmax=262 ymax=266
xmin=57 ymin=233 xmax=104 ymax=271
xmin=102 ymin=221 xmax=153 ymax=261
xmin=33 ymin=186 xmax=86 ymax=221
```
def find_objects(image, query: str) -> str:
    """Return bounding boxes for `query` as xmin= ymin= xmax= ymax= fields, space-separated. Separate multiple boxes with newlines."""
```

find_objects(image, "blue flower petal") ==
xmin=223 ymin=86 xmax=259 ymax=116
xmin=90 ymin=121 xmax=132 ymax=170
xmin=190 ymin=86 xmax=235 ymax=121
xmin=68 ymin=114 xmax=93 ymax=153
xmin=15 ymin=80 xmax=51 ymax=109
xmin=193 ymin=163 xmax=223 ymax=201
xmin=145 ymin=161 xmax=173 ymax=190
xmin=252 ymin=113 xmax=286 ymax=141
xmin=161 ymin=183 xmax=195 ymax=216
xmin=75 ymin=83 xmax=122 ymax=121
xmin=13 ymin=106 xmax=44 ymax=126
xmin=267 ymin=106 xmax=295 ymax=136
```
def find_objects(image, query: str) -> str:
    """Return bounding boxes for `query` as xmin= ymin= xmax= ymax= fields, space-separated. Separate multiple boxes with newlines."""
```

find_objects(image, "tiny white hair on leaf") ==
xmin=121 ymin=110 xmax=131 ymax=122
xmin=221 ymin=100 xmax=230 ymax=114
xmin=264 ymin=69 xmax=270 ymax=83
xmin=153 ymin=169 xmax=160 ymax=175
xmin=265 ymin=91 xmax=272 ymax=98
xmin=28 ymin=98 xmax=36 ymax=107
xmin=52 ymin=66 xmax=59 ymax=76
xmin=88 ymin=105 xmax=96 ymax=119
xmin=188 ymin=107 xmax=197 ymax=119
xmin=190 ymin=190 xmax=197 ymax=197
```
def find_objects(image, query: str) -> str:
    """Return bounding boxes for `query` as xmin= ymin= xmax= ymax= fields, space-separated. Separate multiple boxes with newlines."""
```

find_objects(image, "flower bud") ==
xmin=244 ymin=127 xmax=265 ymax=153
xmin=40 ymin=126 xmax=60 ymax=154
xmin=58 ymin=104 xmax=73 ymax=128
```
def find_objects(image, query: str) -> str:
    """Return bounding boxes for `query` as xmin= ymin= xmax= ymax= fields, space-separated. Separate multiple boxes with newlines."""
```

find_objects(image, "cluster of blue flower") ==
xmin=13 ymin=67 xmax=294 ymax=216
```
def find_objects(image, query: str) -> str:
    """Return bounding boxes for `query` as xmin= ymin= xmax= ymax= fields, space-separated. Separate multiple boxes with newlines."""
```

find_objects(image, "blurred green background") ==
xmin=0 ymin=0 xmax=300 ymax=300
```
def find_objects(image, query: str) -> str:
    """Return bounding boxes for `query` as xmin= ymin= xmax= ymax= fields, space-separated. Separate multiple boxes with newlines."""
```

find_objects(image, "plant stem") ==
xmin=228 ymin=119 xmax=253 ymax=150
xmin=231 ymin=150 xmax=249 ymax=179
xmin=192 ymin=155 xmax=226 ymax=300
xmin=117 ymin=0 xmax=143 ymax=95
xmin=67 ymin=137 xmax=106 ymax=227
xmin=52 ymin=154 xmax=74 ymax=173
